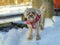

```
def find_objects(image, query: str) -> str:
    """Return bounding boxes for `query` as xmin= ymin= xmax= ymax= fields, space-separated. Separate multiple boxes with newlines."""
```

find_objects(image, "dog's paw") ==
xmin=40 ymin=26 xmax=44 ymax=30
xmin=36 ymin=35 xmax=41 ymax=40
xmin=28 ymin=35 xmax=32 ymax=40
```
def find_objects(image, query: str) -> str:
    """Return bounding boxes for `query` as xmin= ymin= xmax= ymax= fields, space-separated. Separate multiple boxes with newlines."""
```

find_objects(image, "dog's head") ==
xmin=24 ymin=8 xmax=41 ymax=21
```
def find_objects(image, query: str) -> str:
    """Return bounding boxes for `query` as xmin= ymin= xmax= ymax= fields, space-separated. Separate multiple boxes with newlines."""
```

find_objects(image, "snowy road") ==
xmin=0 ymin=16 xmax=60 ymax=45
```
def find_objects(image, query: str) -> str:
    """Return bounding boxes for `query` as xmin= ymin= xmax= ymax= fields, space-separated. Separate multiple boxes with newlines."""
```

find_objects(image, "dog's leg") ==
xmin=36 ymin=30 xmax=40 ymax=40
xmin=39 ymin=14 xmax=45 ymax=30
xmin=36 ymin=23 xmax=40 ymax=40
xmin=28 ymin=25 xmax=33 ymax=40
xmin=40 ymin=16 xmax=45 ymax=30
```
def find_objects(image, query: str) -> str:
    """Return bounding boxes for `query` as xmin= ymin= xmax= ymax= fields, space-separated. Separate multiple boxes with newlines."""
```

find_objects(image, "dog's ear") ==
xmin=39 ymin=3 xmax=46 ymax=14
xmin=35 ymin=9 xmax=41 ymax=15
xmin=24 ymin=8 xmax=28 ymax=18
xmin=24 ymin=11 xmax=27 ymax=18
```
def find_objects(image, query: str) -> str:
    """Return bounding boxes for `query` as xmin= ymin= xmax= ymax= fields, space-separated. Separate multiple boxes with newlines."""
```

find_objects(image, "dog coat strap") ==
xmin=34 ymin=14 xmax=41 ymax=23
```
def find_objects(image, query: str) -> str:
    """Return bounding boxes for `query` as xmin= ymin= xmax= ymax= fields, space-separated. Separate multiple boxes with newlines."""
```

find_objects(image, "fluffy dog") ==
xmin=24 ymin=4 xmax=46 ymax=40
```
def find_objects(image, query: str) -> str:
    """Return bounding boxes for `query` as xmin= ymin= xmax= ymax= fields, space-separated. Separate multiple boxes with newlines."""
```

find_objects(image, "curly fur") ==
xmin=24 ymin=7 xmax=45 ymax=40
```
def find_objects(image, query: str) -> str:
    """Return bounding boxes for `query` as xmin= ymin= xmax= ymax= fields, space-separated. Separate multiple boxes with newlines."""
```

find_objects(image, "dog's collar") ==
xmin=26 ymin=14 xmax=41 ymax=28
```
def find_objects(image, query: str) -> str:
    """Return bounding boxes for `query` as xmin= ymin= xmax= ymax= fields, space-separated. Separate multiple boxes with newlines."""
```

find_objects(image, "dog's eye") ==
xmin=27 ymin=12 xmax=30 ymax=15
xmin=32 ymin=12 xmax=35 ymax=14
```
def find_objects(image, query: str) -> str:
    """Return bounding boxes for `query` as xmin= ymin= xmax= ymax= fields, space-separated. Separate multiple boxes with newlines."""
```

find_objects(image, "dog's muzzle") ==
xmin=26 ymin=14 xmax=41 ymax=28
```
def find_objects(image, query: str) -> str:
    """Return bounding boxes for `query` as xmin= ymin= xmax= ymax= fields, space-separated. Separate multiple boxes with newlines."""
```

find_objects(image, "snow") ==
xmin=0 ymin=16 xmax=60 ymax=45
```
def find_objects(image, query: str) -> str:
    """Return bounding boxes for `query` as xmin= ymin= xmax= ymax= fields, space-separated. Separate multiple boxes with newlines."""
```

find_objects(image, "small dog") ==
xmin=24 ymin=4 xmax=46 ymax=40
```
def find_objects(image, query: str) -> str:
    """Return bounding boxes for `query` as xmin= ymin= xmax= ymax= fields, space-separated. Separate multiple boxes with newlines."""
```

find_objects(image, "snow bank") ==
xmin=4 ymin=28 xmax=27 ymax=45
xmin=4 ymin=28 xmax=19 ymax=45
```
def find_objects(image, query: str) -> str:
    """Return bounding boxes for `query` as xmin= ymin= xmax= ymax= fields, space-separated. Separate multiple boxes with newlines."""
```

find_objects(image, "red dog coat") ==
xmin=26 ymin=14 xmax=41 ymax=28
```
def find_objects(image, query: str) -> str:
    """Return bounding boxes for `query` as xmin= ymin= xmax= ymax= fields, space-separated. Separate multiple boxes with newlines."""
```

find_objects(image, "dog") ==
xmin=24 ymin=3 xmax=46 ymax=40
xmin=24 ymin=8 xmax=42 ymax=40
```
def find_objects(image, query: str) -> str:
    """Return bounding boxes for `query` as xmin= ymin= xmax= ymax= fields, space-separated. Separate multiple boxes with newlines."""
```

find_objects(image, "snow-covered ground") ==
xmin=0 ymin=16 xmax=60 ymax=45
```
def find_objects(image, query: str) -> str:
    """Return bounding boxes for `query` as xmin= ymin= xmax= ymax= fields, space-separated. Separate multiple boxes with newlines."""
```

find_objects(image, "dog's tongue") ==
xmin=26 ymin=19 xmax=34 ymax=28
xmin=26 ymin=19 xmax=31 ymax=24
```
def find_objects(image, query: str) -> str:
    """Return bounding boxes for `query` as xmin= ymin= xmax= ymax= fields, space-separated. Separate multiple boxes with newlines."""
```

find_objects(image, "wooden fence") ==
xmin=0 ymin=0 xmax=30 ymax=5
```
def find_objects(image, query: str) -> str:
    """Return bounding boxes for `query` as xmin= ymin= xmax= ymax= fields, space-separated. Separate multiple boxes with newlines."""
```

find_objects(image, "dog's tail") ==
xmin=50 ymin=18 xmax=55 ymax=23
xmin=39 ymin=3 xmax=46 ymax=14
xmin=40 ymin=3 xmax=55 ymax=23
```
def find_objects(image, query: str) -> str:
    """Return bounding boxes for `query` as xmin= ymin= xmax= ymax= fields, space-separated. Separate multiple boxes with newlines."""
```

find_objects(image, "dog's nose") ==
xmin=30 ymin=15 xmax=32 ymax=17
